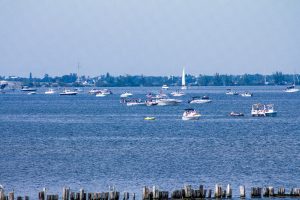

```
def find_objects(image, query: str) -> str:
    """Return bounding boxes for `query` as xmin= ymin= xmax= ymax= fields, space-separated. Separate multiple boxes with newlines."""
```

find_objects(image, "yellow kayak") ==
xmin=144 ymin=117 xmax=156 ymax=120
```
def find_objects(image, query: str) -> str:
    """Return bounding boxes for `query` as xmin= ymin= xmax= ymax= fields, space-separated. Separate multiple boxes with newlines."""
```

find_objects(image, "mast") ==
xmin=182 ymin=67 xmax=186 ymax=86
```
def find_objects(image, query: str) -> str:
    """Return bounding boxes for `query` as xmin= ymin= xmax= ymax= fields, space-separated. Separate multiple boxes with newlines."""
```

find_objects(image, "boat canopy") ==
xmin=184 ymin=108 xmax=195 ymax=111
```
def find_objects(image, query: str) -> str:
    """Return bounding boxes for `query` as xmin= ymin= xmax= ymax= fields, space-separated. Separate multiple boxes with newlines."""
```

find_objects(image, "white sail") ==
xmin=181 ymin=67 xmax=187 ymax=89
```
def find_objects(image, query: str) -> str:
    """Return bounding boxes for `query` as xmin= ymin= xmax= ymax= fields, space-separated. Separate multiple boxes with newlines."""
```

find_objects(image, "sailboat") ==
xmin=181 ymin=67 xmax=187 ymax=90
xmin=284 ymin=74 xmax=299 ymax=93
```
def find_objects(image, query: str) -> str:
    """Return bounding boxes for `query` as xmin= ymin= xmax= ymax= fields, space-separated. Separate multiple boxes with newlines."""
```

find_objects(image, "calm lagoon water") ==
xmin=0 ymin=86 xmax=299 ymax=199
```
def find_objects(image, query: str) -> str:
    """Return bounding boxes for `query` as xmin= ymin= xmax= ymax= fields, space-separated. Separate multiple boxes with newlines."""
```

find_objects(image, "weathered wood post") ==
xmin=39 ymin=191 xmax=45 ymax=200
xmin=199 ymin=185 xmax=204 ymax=198
xmin=263 ymin=187 xmax=269 ymax=197
xmin=70 ymin=192 xmax=75 ymax=200
xmin=251 ymin=187 xmax=261 ymax=198
xmin=142 ymin=187 xmax=150 ymax=200
xmin=207 ymin=189 xmax=212 ymax=198
xmin=184 ymin=185 xmax=192 ymax=199
xmin=152 ymin=186 xmax=159 ymax=200
xmin=123 ymin=192 xmax=129 ymax=200
xmin=63 ymin=187 xmax=70 ymax=200
xmin=239 ymin=186 xmax=245 ymax=198
xmin=277 ymin=187 xmax=285 ymax=197
xmin=8 ymin=192 xmax=14 ymax=200
xmin=16 ymin=197 xmax=22 ymax=200
xmin=226 ymin=184 xmax=232 ymax=198
xmin=214 ymin=184 xmax=222 ymax=198
xmin=132 ymin=193 xmax=135 ymax=200
xmin=269 ymin=187 xmax=274 ymax=197
xmin=80 ymin=189 xmax=85 ymax=200
xmin=0 ymin=189 xmax=5 ymax=200
xmin=24 ymin=196 xmax=29 ymax=200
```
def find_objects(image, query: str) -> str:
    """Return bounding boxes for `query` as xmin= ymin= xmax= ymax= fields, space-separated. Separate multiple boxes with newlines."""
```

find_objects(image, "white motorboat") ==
xmin=226 ymin=89 xmax=238 ymax=95
xmin=240 ymin=92 xmax=253 ymax=97
xmin=188 ymin=96 xmax=212 ymax=104
xmin=45 ymin=88 xmax=56 ymax=94
xmin=182 ymin=108 xmax=201 ymax=120
xmin=89 ymin=88 xmax=101 ymax=94
xmin=145 ymin=100 xmax=158 ymax=106
xmin=181 ymin=67 xmax=187 ymax=90
xmin=162 ymin=84 xmax=169 ymax=90
xmin=126 ymin=99 xmax=146 ymax=106
xmin=284 ymin=84 xmax=299 ymax=93
xmin=59 ymin=89 xmax=78 ymax=95
xmin=251 ymin=103 xmax=277 ymax=117
xmin=21 ymin=86 xmax=37 ymax=92
xmin=27 ymin=91 xmax=36 ymax=95
xmin=120 ymin=92 xmax=133 ymax=98
xmin=100 ymin=89 xmax=112 ymax=95
xmin=171 ymin=90 xmax=185 ymax=97
xmin=156 ymin=98 xmax=182 ymax=106
xmin=95 ymin=92 xmax=107 ymax=97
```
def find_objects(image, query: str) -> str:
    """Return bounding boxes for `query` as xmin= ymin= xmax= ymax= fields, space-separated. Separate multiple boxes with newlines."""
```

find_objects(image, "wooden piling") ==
xmin=184 ymin=185 xmax=192 ymax=199
xmin=251 ymin=187 xmax=262 ymax=198
xmin=123 ymin=192 xmax=129 ymax=200
xmin=132 ymin=193 xmax=135 ymax=200
xmin=152 ymin=186 xmax=159 ymax=200
xmin=24 ymin=196 xmax=29 ymax=200
xmin=239 ymin=185 xmax=245 ymax=198
xmin=109 ymin=191 xmax=119 ymax=200
xmin=226 ymin=184 xmax=232 ymax=198
xmin=70 ymin=192 xmax=75 ymax=200
xmin=39 ymin=191 xmax=45 ymax=200
xmin=16 ymin=197 xmax=22 ymax=200
xmin=214 ymin=184 xmax=222 ymax=198
xmin=0 ymin=190 xmax=5 ymax=200
xmin=8 ymin=192 xmax=14 ymax=200
xmin=269 ymin=187 xmax=274 ymax=197
xmin=277 ymin=187 xmax=285 ymax=197
xmin=207 ymin=189 xmax=212 ymax=198
xmin=80 ymin=189 xmax=86 ymax=200
xmin=63 ymin=187 xmax=70 ymax=200
xmin=142 ymin=187 xmax=150 ymax=200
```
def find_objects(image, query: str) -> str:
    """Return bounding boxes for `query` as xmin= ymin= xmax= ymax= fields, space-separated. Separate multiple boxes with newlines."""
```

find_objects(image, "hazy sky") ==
xmin=0 ymin=0 xmax=300 ymax=77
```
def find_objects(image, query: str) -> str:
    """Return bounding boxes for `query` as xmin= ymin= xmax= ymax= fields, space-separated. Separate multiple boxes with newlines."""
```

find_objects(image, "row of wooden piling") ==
xmin=1 ymin=185 xmax=300 ymax=200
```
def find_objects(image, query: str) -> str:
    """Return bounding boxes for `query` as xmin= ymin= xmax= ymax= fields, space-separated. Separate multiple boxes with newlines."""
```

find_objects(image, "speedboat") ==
xmin=182 ymin=108 xmax=201 ymax=120
xmin=45 ymin=88 xmax=56 ymax=94
xmin=229 ymin=112 xmax=244 ymax=117
xmin=89 ymin=88 xmax=101 ymax=94
xmin=120 ymin=92 xmax=133 ymax=98
xmin=146 ymin=100 xmax=158 ymax=106
xmin=188 ymin=96 xmax=212 ymax=104
xmin=226 ymin=89 xmax=238 ymax=95
xmin=21 ymin=86 xmax=37 ymax=92
xmin=251 ymin=103 xmax=277 ymax=117
xmin=162 ymin=84 xmax=169 ymax=90
xmin=126 ymin=99 xmax=145 ymax=106
xmin=95 ymin=92 xmax=107 ymax=97
xmin=241 ymin=92 xmax=253 ymax=97
xmin=156 ymin=98 xmax=182 ymax=106
xmin=171 ymin=90 xmax=185 ymax=97
xmin=284 ymin=84 xmax=299 ymax=93
xmin=27 ymin=91 xmax=36 ymax=95
xmin=144 ymin=117 xmax=155 ymax=120
xmin=59 ymin=89 xmax=78 ymax=95
xmin=100 ymin=89 xmax=112 ymax=95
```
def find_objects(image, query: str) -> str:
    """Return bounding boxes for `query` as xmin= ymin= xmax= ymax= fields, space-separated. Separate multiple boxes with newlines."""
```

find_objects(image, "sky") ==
xmin=0 ymin=0 xmax=300 ymax=77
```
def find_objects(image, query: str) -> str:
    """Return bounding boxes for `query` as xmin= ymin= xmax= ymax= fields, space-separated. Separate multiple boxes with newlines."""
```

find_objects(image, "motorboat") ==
xmin=229 ymin=112 xmax=244 ymax=117
xmin=154 ymin=92 xmax=168 ymax=99
xmin=181 ymin=67 xmax=187 ymax=90
xmin=21 ymin=86 xmax=37 ymax=92
xmin=182 ymin=108 xmax=201 ymax=120
xmin=95 ymin=92 xmax=107 ymax=97
xmin=284 ymin=84 xmax=299 ymax=93
xmin=27 ymin=91 xmax=36 ymax=95
xmin=251 ymin=103 xmax=277 ymax=117
xmin=171 ymin=90 xmax=185 ymax=97
xmin=240 ymin=92 xmax=253 ymax=97
xmin=162 ymin=84 xmax=169 ymax=90
xmin=45 ymin=88 xmax=56 ymax=94
xmin=59 ymin=89 xmax=78 ymax=95
xmin=89 ymin=88 xmax=101 ymax=94
xmin=188 ymin=96 xmax=212 ymax=104
xmin=120 ymin=92 xmax=133 ymax=98
xmin=144 ymin=117 xmax=155 ymax=120
xmin=145 ymin=100 xmax=158 ymax=106
xmin=226 ymin=89 xmax=238 ymax=95
xmin=126 ymin=99 xmax=146 ymax=106
xmin=100 ymin=89 xmax=112 ymax=95
xmin=156 ymin=98 xmax=182 ymax=106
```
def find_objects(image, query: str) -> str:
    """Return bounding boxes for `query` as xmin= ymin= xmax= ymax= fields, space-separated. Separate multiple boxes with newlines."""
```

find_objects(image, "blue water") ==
xmin=0 ymin=86 xmax=299 ymax=199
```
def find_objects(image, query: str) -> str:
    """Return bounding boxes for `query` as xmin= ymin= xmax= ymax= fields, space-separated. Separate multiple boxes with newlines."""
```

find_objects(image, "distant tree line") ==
xmin=1 ymin=72 xmax=299 ymax=87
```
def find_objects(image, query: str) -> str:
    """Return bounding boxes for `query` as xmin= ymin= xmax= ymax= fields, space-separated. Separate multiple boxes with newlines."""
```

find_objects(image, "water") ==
xmin=0 ymin=86 xmax=299 ymax=199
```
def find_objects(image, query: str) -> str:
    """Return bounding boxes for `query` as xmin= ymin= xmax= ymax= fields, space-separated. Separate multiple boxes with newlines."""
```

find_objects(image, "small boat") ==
xmin=182 ymin=108 xmax=201 ymax=120
xmin=89 ymin=88 xmax=101 ymax=94
xmin=154 ymin=92 xmax=168 ymax=99
xmin=146 ymin=100 xmax=158 ymax=106
xmin=156 ymin=98 xmax=182 ymax=106
xmin=240 ymin=92 xmax=253 ymax=97
xmin=226 ymin=89 xmax=238 ymax=95
xmin=162 ymin=84 xmax=169 ymax=90
xmin=126 ymin=99 xmax=146 ymax=106
xmin=59 ymin=89 xmax=78 ymax=95
xmin=188 ymin=96 xmax=212 ymax=104
xmin=284 ymin=84 xmax=299 ymax=93
xmin=120 ymin=92 xmax=133 ymax=98
xmin=100 ymin=89 xmax=112 ymax=95
xmin=229 ymin=112 xmax=244 ymax=117
xmin=144 ymin=117 xmax=155 ymax=120
xmin=45 ymin=88 xmax=56 ymax=94
xmin=171 ymin=90 xmax=185 ymax=97
xmin=95 ymin=92 xmax=107 ymax=97
xmin=21 ymin=86 xmax=37 ymax=92
xmin=251 ymin=103 xmax=277 ymax=117
xmin=27 ymin=91 xmax=36 ymax=95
